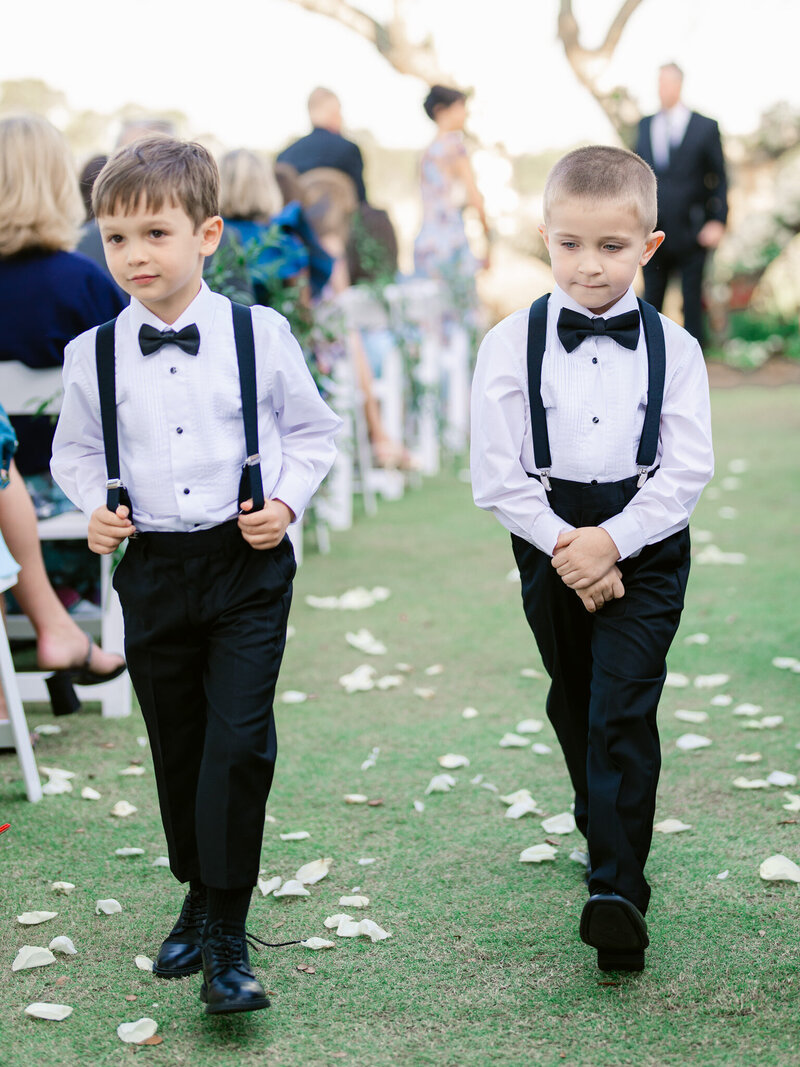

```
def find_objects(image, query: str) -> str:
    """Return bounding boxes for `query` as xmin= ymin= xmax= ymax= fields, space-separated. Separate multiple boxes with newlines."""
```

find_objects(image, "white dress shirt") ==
xmin=470 ymin=284 xmax=714 ymax=560
xmin=51 ymin=281 xmax=342 ymax=533
xmin=651 ymin=103 xmax=692 ymax=169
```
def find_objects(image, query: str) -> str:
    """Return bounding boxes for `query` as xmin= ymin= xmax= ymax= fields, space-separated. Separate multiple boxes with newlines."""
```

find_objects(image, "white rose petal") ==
xmin=273 ymin=880 xmax=311 ymax=898
xmin=665 ymin=673 xmax=690 ymax=688
xmin=519 ymin=844 xmax=558 ymax=863
xmin=414 ymin=687 xmax=436 ymax=700
xmin=733 ymin=703 xmax=762 ymax=717
xmin=717 ymin=870 xmax=729 ymax=880
xmin=344 ymin=794 xmax=369 ymax=804
xmin=32 ymin=724 xmax=61 ymax=736
xmin=710 ymin=694 xmax=733 ymax=707
xmin=95 ymin=898 xmax=122 ymax=915
xmin=295 ymin=858 xmax=332 ymax=885
xmin=675 ymin=709 xmax=710 ymax=724
xmin=499 ymin=789 xmax=533 ymax=806
xmin=676 ymin=733 xmax=713 ymax=751
xmin=115 ymin=847 xmax=144 ymax=857
xmin=117 ymin=1018 xmax=158 ymax=1044
xmin=413 ymin=800 xmax=425 ymax=812
xmin=424 ymin=664 xmax=444 ymax=676
xmin=683 ymin=632 xmax=710 ymax=645
xmin=335 ymin=917 xmax=362 ymax=937
xmin=531 ymin=743 xmax=553 ymax=755
xmin=17 ymin=912 xmax=58 ymax=926
xmin=759 ymin=854 xmax=800 ymax=883
xmin=654 ymin=819 xmax=692 ymax=833
xmin=81 ymin=787 xmax=101 ymax=801
xmin=48 ymin=936 xmax=77 ymax=955
xmin=12 ymin=946 xmax=56 ymax=971
xmin=695 ymin=545 xmax=747 ymax=565
xmin=42 ymin=779 xmax=72 ymax=796
xmin=376 ymin=675 xmax=402 ymax=690
xmin=110 ymin=801 xmax=137 ymax=818
xmin=356 ymin=919 xmax=391 ymax=942
xmin=718 ymin=506 xmax=737 ymax=520
xmin=505 ymin=798 xmax=543 ymax=820
xmin=520 ymin=668 xmax=545 ymax=679
xmin=693 ymin=528 xmax=713 ymax=541
xmin=394 ymin=663 xmax=412 ymax=673
xmin=339 ymin=664 xmax=376 ymax=694
xmin=286 ymin=625 xmax=296 ymax=639
xmin=152 ymin=856 xmax=170 ymax=867
xmin=772 ymin=657 xmax=800 ymax=670
xmin=462 ymin=707 xmax=479 ymax=720
xmin=301 ymin=937 xmax=336 ymax=950
xmin=499 ymin=733 xmax=530 ymax=748
xmin=425 ymin=774 xmax=456 ymax=795
xmin=760 ymin=716 xmax=784 ymax=729
xmin=118 ymin=765 xmax=145 ymax=777
xmin=470 ymin=774 xmax=484 ymax=786
xmin=257 ymin=876 xmax=282 ymax=896
xmin=735 ymin=753 xmax=762 ymax=763
xmin=694 ymin=674 xmax=730 ymax=689
xmin=280 ymin=690 xmax=308 ymax=704
xmin=50 ymin=882 xmax=75 ymax=895
xmin=280 ymin=831 xmax=311 ymax=841
xmin=516 ymin=719 xmax=544 ymax=735
xmin=39 ymin=766 xmax=76 ymax=780
xmin=782 ymin=793 xmax=800 ymax=812
xmin=135 ymin=955 xmax=154 ymax=971
xmin=506 ymin=567 xmax=520 ymax=582
xmin=437 ymin=754 xmax=470 ymax=769
xmin=728 ymin=459 xmax=748 ymax=474
xmin=732 ymin=777 xmax=770 ymax=789
xmin=569 ymin=848 xmax=590 ymax=867
xmin=481 ymin=782 xmax=499 ymax=793
xmin=541 ymin=812 xmax=577 ymax=835
xmin=339 ymin=895 xmax=369 ymax=908
xmin=767 ymin=771 xmax=797 ymax=788
xmin=345 ymin=629 xmax=387 ymax=655
xmin=324 ymin=914 xmax=353 ymax=929
xmin=24 ymin=1002 xmax=73 ymax=1021
xmin=358 ymin=858 xmax=376 ymax=866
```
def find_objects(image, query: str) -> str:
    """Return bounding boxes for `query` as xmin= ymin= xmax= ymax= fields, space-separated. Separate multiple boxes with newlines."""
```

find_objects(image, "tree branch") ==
xmin=286 ymin=0 xmax=382 ymax=49
xmin=600 ymin=0 xmax=646 ymax=58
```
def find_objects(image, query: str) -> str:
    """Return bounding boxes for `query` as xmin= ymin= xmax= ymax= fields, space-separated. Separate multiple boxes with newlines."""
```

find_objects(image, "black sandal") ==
xmin=45 ymin=635 xmax=126 ymax=716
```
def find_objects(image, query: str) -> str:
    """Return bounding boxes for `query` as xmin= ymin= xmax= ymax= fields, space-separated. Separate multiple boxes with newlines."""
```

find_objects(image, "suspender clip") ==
xmin=105 ymin=478 xmax=124 ymax=490
xmin=539 ymin=469 xmax=552 ymax=492
xmin=636 ymin=466 xmax=649 ymax=489
xmin=244 ymin=453 xmax=261 ymax=468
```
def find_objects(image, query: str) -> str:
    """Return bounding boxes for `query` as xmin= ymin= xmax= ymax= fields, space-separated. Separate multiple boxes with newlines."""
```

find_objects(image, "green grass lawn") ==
xmin=1 ymin=387 xmax=799 ymax=1067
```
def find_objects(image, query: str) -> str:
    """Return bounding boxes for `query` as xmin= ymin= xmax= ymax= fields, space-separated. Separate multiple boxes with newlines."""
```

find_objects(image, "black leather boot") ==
xmin=153 ymin=889 xmax=207 ymax=978
xmin=199 ymin=921 xmax=270 ymax=1014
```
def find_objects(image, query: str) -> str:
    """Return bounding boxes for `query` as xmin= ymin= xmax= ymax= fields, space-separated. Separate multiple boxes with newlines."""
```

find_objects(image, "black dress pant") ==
xmin=643 ymin=244 xmax=707 ymax=346
xmin=511 ymin=476 xmax=690 ymax=914
xmin=112 ymin=521 xmax=295 ymax=889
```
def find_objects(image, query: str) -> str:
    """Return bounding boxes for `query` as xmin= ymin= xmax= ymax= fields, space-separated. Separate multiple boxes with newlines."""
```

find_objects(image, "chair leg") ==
xmin=0 ymin=619 xmax=42 ymax=802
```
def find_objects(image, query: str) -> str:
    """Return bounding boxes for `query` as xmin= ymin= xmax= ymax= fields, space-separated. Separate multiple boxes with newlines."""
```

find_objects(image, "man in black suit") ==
xmin=277 ymin=88 xmax=367 ymax=203
xmin=635 ymin=63 xmax=727 ymax=345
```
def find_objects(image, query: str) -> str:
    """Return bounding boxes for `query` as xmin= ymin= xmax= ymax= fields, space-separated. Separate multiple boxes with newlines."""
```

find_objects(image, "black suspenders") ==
xmin=95 ymin=302 xmax=265 ymax=518
xmin=525 ymin=294 xmax=666 ymax=491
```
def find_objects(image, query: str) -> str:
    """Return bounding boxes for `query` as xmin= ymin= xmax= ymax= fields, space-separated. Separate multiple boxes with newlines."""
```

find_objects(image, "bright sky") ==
xmin=5 ymin=0 xmax=800 ymax=154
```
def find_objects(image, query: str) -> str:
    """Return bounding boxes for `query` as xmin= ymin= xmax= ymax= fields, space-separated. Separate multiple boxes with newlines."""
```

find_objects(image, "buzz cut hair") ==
xmin=92 ymin=137 xmax=219 ymax=229
xmin=543 ymin=145 xmax=658 ymax=234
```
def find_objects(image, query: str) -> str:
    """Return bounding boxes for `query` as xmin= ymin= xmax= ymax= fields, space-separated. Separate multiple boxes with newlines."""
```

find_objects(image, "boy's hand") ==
xmin=88 ymin=505 xmax=136 ymax=554
xmin=552 ymin=527 xmax=620 ymax=589
xmin=238 ymin=498 xmax=294 ymax=550
xmin=575 ymin=565 xmax=625 ymax=614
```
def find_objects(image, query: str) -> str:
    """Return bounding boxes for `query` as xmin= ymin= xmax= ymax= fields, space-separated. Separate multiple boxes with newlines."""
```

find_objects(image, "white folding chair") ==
xmin=0 ymin=361 xmax=131 ymax=719
xmin=0 ymin=569 xmax=42 ymax=802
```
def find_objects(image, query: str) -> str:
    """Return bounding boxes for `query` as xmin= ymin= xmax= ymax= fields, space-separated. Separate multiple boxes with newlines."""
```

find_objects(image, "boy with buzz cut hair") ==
xmin=471 ymin=145 xmax=713 ymax=972
xmin=51 ymin=137 xmax=341 ymax=1014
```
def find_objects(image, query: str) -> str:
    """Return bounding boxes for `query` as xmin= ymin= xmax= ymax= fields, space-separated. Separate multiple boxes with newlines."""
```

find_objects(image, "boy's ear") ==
xmin=199 ymin=216 xmax=224 ymax=257
xmin=538 ymin=222 xmax=550 ymax=250
xmin=640 ymin=230 xmax=665 ymax=266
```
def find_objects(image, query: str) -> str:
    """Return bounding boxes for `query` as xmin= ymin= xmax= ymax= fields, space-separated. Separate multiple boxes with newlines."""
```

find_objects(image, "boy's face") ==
xmin=98 ymin=198 xmax=222 ymax=324
xmin=539 ymin=198 xmax=664 ymax=315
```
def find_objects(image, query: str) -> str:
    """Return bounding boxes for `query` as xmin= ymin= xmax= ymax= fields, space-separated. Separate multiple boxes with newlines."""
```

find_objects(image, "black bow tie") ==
xmin=556 ymin=307 xmax=640 ymax=354
xmin=138 ymin=323 xmax=201 ymax=357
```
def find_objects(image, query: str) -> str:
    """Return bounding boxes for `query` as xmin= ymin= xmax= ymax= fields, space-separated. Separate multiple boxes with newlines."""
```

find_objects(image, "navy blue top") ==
xmin=277 ymin=127 xmax=367 ymax=203
xmin=0 ymin=249 xmax=127 ymax=474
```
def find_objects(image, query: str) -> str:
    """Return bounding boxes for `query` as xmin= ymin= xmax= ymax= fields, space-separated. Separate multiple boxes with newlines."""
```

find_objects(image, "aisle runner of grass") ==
xmin=1 ymin=388 xmax=798 ymax=1067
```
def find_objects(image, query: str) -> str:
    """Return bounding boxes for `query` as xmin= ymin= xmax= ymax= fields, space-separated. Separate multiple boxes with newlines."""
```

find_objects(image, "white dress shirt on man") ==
xmin=51 ymin=281 xmax=342 ymax=533
xmin=650 ymin=102 xmax=692 ymax=169
xmin=470 ymin=284 xmax=714 ymax=560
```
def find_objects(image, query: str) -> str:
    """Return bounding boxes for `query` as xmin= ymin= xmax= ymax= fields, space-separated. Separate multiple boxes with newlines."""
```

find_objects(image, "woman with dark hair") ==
xmin=414 ymin=85 xmax=489 ymax=283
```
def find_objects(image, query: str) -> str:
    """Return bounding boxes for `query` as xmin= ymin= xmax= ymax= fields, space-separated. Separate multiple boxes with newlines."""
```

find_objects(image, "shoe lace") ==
xmin=173 ymin=891 xmax=207 ymax=933
xmin=204 ymin=921 xmax=302 ymax=961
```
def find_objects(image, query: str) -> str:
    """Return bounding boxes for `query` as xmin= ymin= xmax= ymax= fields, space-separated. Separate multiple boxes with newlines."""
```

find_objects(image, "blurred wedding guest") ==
xmin=76 ymin=154 xmax=127 ymax=302
xmin=0 ymin=114 xmax=125 ymax=607
xmin=414 ymin=85 xmax=489 ymax=284
xmin=277 ymin=88 xmax=368 ymax=203
xmin=218 ymin=148 xmax=333 ymax=301
xmin=635 ymin=63 xmax=727 ymax=345
xmin=116 ymin=117 xmax=177 ymax=147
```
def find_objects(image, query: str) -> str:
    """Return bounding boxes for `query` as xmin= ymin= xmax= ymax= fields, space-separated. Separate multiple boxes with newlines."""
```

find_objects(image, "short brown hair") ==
xmin=92 ymin=137 xmax=219 ymax=228
xmin=543 ymin=146 xmax=658 ymax=233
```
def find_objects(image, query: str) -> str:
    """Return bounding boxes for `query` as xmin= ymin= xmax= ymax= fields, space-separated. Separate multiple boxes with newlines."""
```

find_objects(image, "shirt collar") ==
xmin=127 ymin=280 xmax=216 ymax=353
xmin=662 ymin=102 xmax=690 ymax=123
xmin=551 ymin=283 xmax=639 ymax=320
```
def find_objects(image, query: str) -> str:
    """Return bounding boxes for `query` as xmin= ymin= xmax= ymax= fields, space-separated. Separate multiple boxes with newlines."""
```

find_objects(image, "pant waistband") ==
xmin=127 ymin=519 xmax=243 ymax=559
xmin=526 ymin=468 xmax=657 ymax=511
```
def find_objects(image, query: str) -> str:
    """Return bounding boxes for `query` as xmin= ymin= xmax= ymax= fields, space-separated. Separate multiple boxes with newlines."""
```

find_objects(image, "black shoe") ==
xmin=579 ymin=893 xmax=649 ymax=972
xmin=153 ymin=889 xmax=207 ymax=978
xmin=199 ymin=922 xmax=270 ymax=1015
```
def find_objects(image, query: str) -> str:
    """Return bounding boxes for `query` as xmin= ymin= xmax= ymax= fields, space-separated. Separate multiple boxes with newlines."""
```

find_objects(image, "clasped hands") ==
xmin=551 ymin=526 xmax=624 ymax=614
xmin=88 ymin=498 xmax=294 ymax=554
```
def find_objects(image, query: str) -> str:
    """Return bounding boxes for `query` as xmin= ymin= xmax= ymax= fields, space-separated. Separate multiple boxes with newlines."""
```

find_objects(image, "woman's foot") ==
xmin=372 ymin=439 xmax=416 ymax=471
xmin=37 ymin=625 xmax=125 ymax=679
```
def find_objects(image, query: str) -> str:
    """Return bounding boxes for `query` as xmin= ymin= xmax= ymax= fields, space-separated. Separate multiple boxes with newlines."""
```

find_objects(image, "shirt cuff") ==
xmin=531 ymin=511 xmax=575 ymax=557
xmin=600 ymin=512 xmax=644 ymax=562
xmin=82 ymin=487 xmax=110 ymax=519
xmin=271 ymin=471 xmax=311 ymax=524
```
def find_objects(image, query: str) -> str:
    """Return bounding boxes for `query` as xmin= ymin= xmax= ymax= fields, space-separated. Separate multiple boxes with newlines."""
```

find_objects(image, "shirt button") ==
xmin=592 ymin=416 xmax=600 ymax=424
xmin=176 ymin=427 xmax=183 ymax=435
xmin=170 ymin=367 xmax=178 ymax=374
xmin=592 ymin=357 xmax=598 ymax=364
xmin=183 ymin=488 xmax=190 ymax=495
xmin=591 ymin=479 xmax=598 ymax=485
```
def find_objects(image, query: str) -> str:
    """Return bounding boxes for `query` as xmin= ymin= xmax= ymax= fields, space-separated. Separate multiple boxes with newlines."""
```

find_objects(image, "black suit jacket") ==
xmin=635 ymin=111 xmax=727 ymax=253
xmin=277 ymin=127 xmax=367 ymax=203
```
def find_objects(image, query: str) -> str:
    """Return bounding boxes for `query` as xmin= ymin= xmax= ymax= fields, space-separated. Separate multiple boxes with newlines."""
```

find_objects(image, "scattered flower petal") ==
xmin=710 ymin=694 xmax=733 ymax=707
xmin=81 ymin=787 xmax=101 ymax=801
xmin=17 ymin=912 xmax=57 ymax=926
xmin=95 ymin=899 xmax=122 ymax=915
xmin=516 ymin=719 xmax=544 ymax=734
xmin=733 ymin=703 xmax=763 ymax=717
xmin=413 ymin=687 xmax=436 ymax=700
xmin=152 ymin=856 xmax=170 ymax=867
xmin=767 ymin=771 xmax=797 ymax=788
xmin=462 ymin=707 xmax=479 ymax=719
xmin=499 ymin=789 xmax=533 ymax=805
xmin=356 ymin=919 xmax=391 ymax=942
xmin=759 ymin=854 xmax=800 ymax=883
xmin=358 ymin=858 xmax=376 ymax=866
xmin=519 ymin=844 xmax=558 ymax=863
xmin=424 ymin=664 xmax=444 ymax=676
xmin=782 ymin=793 xmax=800 ymax=812
xmin=32 ymin=724 xmax=61 ymax=736
xmin=718 ymin=506 xmax=737 ymax=520
xmin=506 ymin=568 xmax=520 ymax=582
xmin=339 ymin=665 xmax=376 ymax=694
xmin=48 ymin=936 xmax=76 ymax=955
xmin=323 ymin=914 xmax=352 ymax=930
xmin=470 ymin=774 xmax=484 ymax=785
xmin=39 ymin=766 xmax=76 ymax=780
xmin=425 ymin=774 xmax=456 ymax=794
xmin=735 ymin=753 xmax=763 ymax=763
xmin=257 ymin=876 xmax=282 ymax=896
xmin=118 ymin=766 xmax=145 ymax=777
xmin=12 ymin=946 xmax=56 ymax=971
xmin=295 ymin=858 xmax=332 ymax=885
xmin=24 ymin=1002 xmax=73 ymax=1021
xmin=520 ymin=668 xmax=544 ymax=679
xmin=280 ymin=690 xmax=308 ymax=704
xmin=665 ymin=672 xmax=690 ymax=688
xmin=694 ymin=674 xmax=730 ymax=689
xmin=117 ymin=1018 xmax=158 ymax=1044
xmin=760 ymin=716 xmax=784 ymax=729
xmin=675 ymin=709 xmax=709 ymax=724
xmin=541 ymin=812 xmax=576 ymax=834
xmin=695 ymin=545 xmax=747 ymax=565
xmin=506 ymin=797 xmax=543 ymax=819
xmin=654 ymin=819 xmax=692 ymax=833
xmin=273 ymin=880 xmax=311 ymax=898
xmin=346 ymin=629 xmax=387 ymax=655
xmin=683 ymin=632 xmax=710 ymax=645
xmin=481 ymin=782 xmax=499 ymax=793
xmin=499 ymin=733 xmax=530 ymax=748
xmin=110 ymin=801 xmax=137 ymax=818
xmin=135 ymin=955 xmax=154 ymax=971
xmin=437 ymin=753 xmax=469 ymax=769
xmin=531 ymin=742 xmax=553 ymax=755
xmin=692 ymin=528 xmax=713 ymax=542
xmin=413 ymin=800 xmax=425 ymax=813
xmin=728 ymin=458 xmax=748 ymax=473
xmin=376 ymin=675 xmax=402 ymax=690
xmin=115 ymin=847 xmax=144 ymax=857
xmin=394 ymin=663 xmax=413 ymax=673
xmin=339 ymin=895 xmax=369 ymax=908
xmin=280 ymin=831 xmax=311 ymax=841
xmin=732 ymin=777 xmax=769 ymax=789
xmin=717 ymin=870 xmax=729 ymax=880
xmin=335 ymin=917 xmax=362 ymax=937
xmin=50 ymin=882 xmax=75 ymax=895
xmin=344 ymin=794 xmax=369 ymax=804
xmin=42 ymin=779 xmax=72 ymax=796
xmin=772 ymin=657 xmax=800 ymax=670
xmin=569 ymin=848 xmax=590 ymax=866
xmin=301 ymin=937 xmax=336 ymax=950
xmin=676 ymin=733 xmax=713 ymax=751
